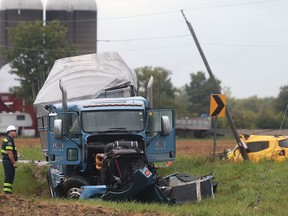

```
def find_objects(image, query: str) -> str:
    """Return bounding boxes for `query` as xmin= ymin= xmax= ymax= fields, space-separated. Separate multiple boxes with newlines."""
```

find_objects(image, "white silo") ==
xmin=0 ymin=0 xmax=43 ymax=67
xmin=46 ymin=0 xmax=97 ymax=54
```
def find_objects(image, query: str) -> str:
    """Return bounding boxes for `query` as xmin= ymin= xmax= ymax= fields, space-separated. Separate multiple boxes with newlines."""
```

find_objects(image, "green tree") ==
xmin=185 ymin=71 xmax=221 ymax=116
xmin=228 ymin=96 xmax=280 ymax=129
xmin=174 ymin=87 xmax=190 ymax=117
xmin=274 ymin=84 xmax=288 ymax=112
xmin=255 ymin=108 xmax=282 ymax=129
xmin=2 ymin=21 xmax=76 ymax=103
xmin=134 ymin=66 xmax=178 ymax=109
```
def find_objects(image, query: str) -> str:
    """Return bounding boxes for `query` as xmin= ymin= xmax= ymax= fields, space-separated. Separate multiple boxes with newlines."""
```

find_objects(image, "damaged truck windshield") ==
xmin=82 ymin=110 xmax=144 ymax=132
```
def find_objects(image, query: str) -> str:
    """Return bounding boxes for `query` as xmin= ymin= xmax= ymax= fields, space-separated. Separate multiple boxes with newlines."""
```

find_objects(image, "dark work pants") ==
xmin=2 ymin=160 xmax=15 ymax=194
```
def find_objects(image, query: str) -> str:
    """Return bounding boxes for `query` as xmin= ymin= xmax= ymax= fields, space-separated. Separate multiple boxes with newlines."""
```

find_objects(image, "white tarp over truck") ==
xmin=34 ymin=52 xmax=138 ymax=152
xmin=34 ymin=52 xmax=137 ymax=107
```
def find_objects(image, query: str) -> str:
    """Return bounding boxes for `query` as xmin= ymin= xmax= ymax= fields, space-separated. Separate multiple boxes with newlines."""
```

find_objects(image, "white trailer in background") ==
xmin=0 ymin=111 xmax=33 ymax=136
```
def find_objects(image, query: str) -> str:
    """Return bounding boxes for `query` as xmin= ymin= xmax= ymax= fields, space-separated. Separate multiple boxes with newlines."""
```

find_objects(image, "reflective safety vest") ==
xmin=1 ymin=137 xmax=18 ymax=161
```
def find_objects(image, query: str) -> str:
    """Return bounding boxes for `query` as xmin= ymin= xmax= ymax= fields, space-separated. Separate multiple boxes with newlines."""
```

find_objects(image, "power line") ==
xmin=201 ymin=42 xmax=288 ymax=48
xmin=184 ymin=0 xmax=281 ymax=11
xmin=99 ymin=0 xmax=284 ymax=20
xmin=97 ymin=34 xmax=191 ymax=42
xmin=100 ymin=42 xmax=288 ymax=53
xmin=253 ymin=105 xmax=288 ymax=210
xmin=0 ymin=19 xmax=96 ymax=24
xmin=98 ymin=38 xmax=288 ymax=49
xmin=100 ymin=0 xmax=281 ymax=20
xmin=0 ymin=0 xmax=282 ymax=23
xmin=0 ymin=45 xmax=81 ymax=53
xmin=2 ymin=40 xmax=288 ymax=54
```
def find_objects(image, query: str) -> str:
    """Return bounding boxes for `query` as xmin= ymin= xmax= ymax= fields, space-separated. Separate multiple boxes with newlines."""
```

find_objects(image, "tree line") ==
xmin=136 ymin=67 xmax=288 ymax=130
xmin=1 ymin=21 xmax=288 ymax=130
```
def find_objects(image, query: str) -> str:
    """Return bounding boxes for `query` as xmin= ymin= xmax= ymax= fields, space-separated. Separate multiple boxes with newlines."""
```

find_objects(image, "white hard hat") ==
xmin=7 ymin=125 xmax=17 ymax=132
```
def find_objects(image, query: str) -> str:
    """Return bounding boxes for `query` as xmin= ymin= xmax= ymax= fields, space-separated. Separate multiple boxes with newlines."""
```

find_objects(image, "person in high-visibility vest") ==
xmin=1 ymin=125 xmax=18 ymax=194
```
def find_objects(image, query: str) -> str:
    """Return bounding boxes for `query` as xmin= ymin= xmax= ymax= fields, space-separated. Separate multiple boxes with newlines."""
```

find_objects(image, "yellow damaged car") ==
xmin=225 ymin=134 xmax=288 ymax=162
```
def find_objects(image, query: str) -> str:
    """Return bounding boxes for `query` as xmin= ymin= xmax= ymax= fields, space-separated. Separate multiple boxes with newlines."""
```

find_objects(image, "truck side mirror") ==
xmin=161 ymin=116 xmax=170 ymax=136
xmin=54 ymin=119 xmax=63 ymax=139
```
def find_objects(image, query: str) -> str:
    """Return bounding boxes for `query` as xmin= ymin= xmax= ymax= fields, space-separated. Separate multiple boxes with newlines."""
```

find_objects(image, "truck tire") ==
xmin=200 ymin=131 xmax=208 ymax=138
xmin=60 ymin=176 xmax=91 ymax=199
xmin=194 ymin=131 xmax=201 ymax=138
xmin=194 ymin=130 xmax=208 ymax=139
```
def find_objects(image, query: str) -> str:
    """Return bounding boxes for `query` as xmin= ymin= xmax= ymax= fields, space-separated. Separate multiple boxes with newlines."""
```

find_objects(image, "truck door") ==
xmin=48 ymin=112 xmax=82 ymax=165
xmin=146 ymin=109 xmax=176 ymax=163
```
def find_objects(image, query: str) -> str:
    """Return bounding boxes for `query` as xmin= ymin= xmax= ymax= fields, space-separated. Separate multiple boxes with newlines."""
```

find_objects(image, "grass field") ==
xmin=1 ymin=137 xmax=288 ymax=215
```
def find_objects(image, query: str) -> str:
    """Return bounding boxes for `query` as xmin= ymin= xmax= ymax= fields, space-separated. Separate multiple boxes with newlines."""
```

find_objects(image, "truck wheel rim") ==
xmin=67 ymin=187 xmax=81 ymax=198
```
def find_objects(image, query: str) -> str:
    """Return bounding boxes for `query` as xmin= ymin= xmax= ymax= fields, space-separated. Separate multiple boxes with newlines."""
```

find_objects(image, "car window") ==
xmin=246 ymin=141 xmax=269 ymax=152
xmin=279 ymin=139 xmax=288 ymax=148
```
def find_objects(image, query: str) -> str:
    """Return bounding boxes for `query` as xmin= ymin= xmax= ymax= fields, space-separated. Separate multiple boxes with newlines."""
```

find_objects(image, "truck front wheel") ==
xmin=60 ymin=176 xmax=91 ymax=199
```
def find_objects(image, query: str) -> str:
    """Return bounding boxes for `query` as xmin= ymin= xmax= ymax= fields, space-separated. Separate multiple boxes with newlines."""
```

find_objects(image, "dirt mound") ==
xmin=0 ymin=194 xmax=161 ymax=216
xmin=0 ymin=194 xmax=113 ymax=216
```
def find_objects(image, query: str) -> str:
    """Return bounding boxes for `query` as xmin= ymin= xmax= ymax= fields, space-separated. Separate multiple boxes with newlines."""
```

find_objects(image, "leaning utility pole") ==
xmin=181 ymin=10 xmax=248 ymax=159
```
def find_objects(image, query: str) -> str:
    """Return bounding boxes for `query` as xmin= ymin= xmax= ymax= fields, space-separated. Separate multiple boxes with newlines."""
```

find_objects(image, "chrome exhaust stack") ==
xmin=147 ymin=76 xmax=154 ymax=108
xmin=59 ymin=79 xmax=67 ymax=112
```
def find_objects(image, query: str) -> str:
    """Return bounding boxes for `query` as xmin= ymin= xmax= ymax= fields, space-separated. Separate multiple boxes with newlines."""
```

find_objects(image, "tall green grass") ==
xmin=0 ymin=146 xmax=49 ymax=197
xmin=157 ymin=156 xmax=288 ymax=215
xmin=0 ymin=163 xmax=49 ymax=197
xmin=18 ymin=146 xmax=46 ymax=161
xmin=1 ymin=147 xmax=288 ymax=215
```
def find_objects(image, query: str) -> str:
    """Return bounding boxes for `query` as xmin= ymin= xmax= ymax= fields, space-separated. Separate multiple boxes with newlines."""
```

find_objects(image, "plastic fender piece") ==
xmin=80 ymin=185 xmax=107 ymax=199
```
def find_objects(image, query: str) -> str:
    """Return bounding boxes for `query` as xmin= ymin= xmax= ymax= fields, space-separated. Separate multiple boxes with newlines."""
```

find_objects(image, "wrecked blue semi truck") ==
xmin=34 ymin=52 xmax=215 ymax=204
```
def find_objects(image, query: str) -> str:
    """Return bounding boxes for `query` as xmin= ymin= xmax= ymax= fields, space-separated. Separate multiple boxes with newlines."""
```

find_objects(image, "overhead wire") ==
xmin=2 ymin=40 xmax=288 ymax=54
xmin=0 ymin=0 xmax=283 ymax=23
xmin=0 ymin=45 xmax=83 ymax=53
xmin=183 ymin=0 xmax=282 ymax=11
xmin=240 ymin=105 xmax=288 ymax=214
xmin=95 ymin=0 xmax=283 ymax=20
xmin=97 ymin=34 xmax=191 ymax=42
xmin=0 ymin=0 xmax=287 ymax=52
xmin=253 ymin=105 xmax=288 ymax=210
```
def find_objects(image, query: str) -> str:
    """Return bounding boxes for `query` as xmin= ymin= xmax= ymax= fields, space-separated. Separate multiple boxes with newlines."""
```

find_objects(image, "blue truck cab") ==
xmin=45 ymin=95 xmax=176 ymax=199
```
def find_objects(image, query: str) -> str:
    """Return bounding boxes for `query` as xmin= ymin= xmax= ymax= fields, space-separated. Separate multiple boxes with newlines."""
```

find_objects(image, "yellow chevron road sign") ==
xmin=210 ymin=94 xmax=226 ymax=117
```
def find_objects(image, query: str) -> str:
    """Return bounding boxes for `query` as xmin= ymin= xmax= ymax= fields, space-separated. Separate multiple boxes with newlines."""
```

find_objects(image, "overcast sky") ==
xmin=95 ymin=0 xmax=288 ymax=99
